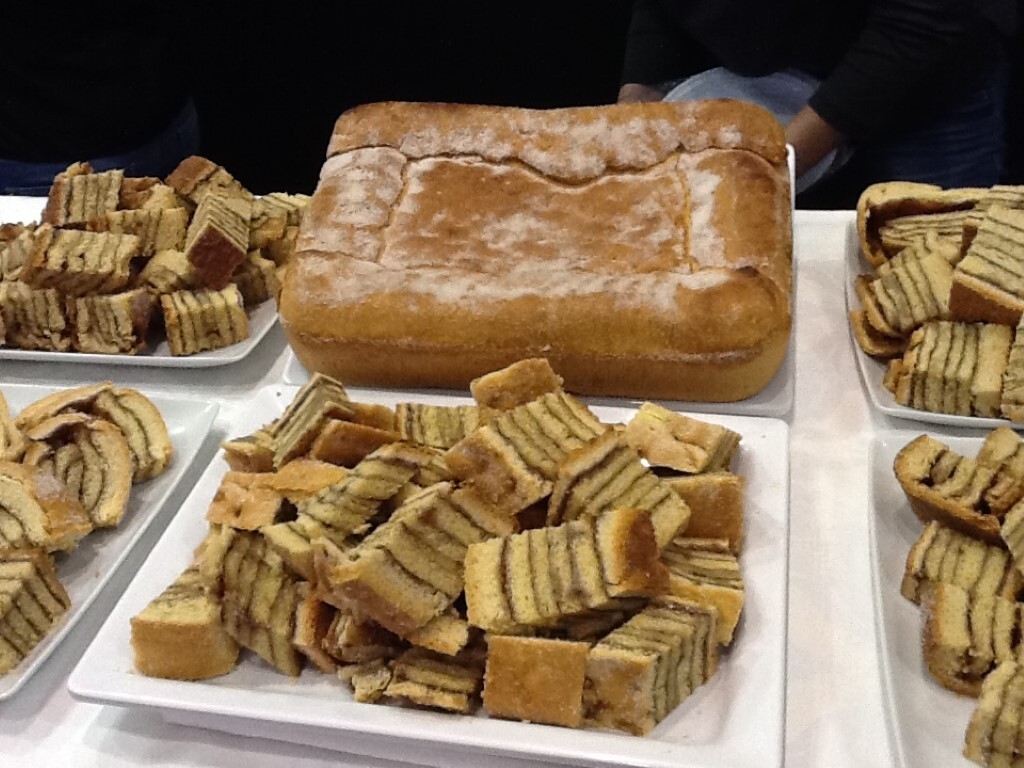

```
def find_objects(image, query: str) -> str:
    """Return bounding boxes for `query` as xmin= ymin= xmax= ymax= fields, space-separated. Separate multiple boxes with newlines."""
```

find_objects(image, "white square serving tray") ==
xmin=0 ymin=384 xmax=218 ymax=700
xmin=69 ymin=387 xmax=789 ymax=768
xmin=0 ymin=300 xmax=278 ymax=369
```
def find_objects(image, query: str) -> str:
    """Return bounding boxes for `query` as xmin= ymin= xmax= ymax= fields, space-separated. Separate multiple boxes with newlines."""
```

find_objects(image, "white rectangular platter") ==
xmin=869 ymin=430 xmax=992 ymax=768
xmin=0 ymin=301 xmax=278 ymax=369
xmin=69 ymin=386 xmax=789 ymax=768
xmin=282 ymin=346 xmax=797 ymax=420
xmin=844 ymin=218 xmax=1021 ymax=430
xmin=0 ymin=196 xmax=278 ymax=368
xmin=0 ymin=384 xmax=218 ymax=700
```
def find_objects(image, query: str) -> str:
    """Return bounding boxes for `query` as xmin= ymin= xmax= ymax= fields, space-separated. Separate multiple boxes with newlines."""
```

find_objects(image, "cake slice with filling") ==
xmin=89 ymin=207 xmax=188 ymax=257
xmin=582 ymin=596 xmax=718 ymax=736
xmin=166 ymin=155 xmax=254 ymax=208
xmin=42 ymin=162 xmax=122 ymax=226
xmin=396 ymin=403 xmax=490 ymax=449
xmin=268 ymin=373 xmax=354 ymax=467
xmin=160 ymin=284 xmax=249 ymax=356
xmin=90 ymin=387 xmax=173 ymax=482
xmin=69 ymin=289 xmax=156 ymax=355
xmin=464 ymin=507 xmax=667 ymax=634
xmin=950 ymin=206 xmax=1024 ymax=327
xmin=383 ymin=647 xmax=485 ymax=714
xmin=20 ymin=225 xmax=138 ymax=296
xmin=256 ymin=193 xmax=309 ymax=266
xmin=878 ymin=211 xmax=970 ymax=257
xmin=623 ymin=403 xmax=741 ymax=474
xmin=130 ymin=566 xmax=239 ymax=680
xmin=921 ymin=582 xmax=1021 ymax=696
xmin=445 ymin=391 xmax=607 ymax=515
xmin=0 ymin=549 xmax=70 ymax=675
xmin=321 ymin=482 xmax=513 ymax=637
xmin=902 ymin=521 xmax=1023 ymax=604
xmin=23 ymin=415 xmax=133 ymax=528
xmin=231 ymin=251 xmax=280 ymax=306
xmin=0 ymin=463 xmax=91 ymax=552
xmin=292 ymin=582 xmax=338 ymax=673
xmin=666 ymin=473 xmax=745 ymax=554
xmin=863 ymin=248 xmax=954 ymax=335
xmin=183 ymin=194 xmax=251 ymax=290
xmin=0 ymin=281 xmax=69 ymax=351
xmin=307 ymin=418 xmax=399 ymax=468
xmin=895 ymin=434 xmax=1010 ymax=544
xmin=964 ymin=660 xmax=1024 ymax=766
xmin=661 ymin=536 xmax=744 ymax=645
xmin=137 ymin=249 xmax=197 ymax=294
xmin=212 ymin=529 xmax=304 ymax=676
xmin=547 ymin=430 xmax=690 ymax=550
xmin=263 ymin=441 xmax=439 ymax=579
xmin=1003 ymin=317 xmax=1024 ymax=423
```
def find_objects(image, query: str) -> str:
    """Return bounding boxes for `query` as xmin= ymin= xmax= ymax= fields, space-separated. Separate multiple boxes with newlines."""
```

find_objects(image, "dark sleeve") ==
xmin=620 ymin=0 xmax=691 ymax=86
xmin=808 ymin=0 xmax=990 ymax=141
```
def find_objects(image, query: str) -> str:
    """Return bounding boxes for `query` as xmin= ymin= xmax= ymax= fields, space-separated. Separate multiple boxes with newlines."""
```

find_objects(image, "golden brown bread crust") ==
xmin=326 ymin=100 xmax=788 ymax=167
xmin=666 ymin=474 xmax=745 ymax=554
xmin=483 ymin=636 xmax=589 ymax=728
xmin=282 ymin=100 xmax=792 ymax=402
xmin=470 ymin=358 xmax=564 ymax=411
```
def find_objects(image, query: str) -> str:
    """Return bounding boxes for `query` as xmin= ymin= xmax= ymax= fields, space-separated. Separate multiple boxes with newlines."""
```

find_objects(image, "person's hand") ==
xmin=617 ymin=83 xmax=664 ymax=103
xmin=785 ymin=105 xmax=843 ymax=178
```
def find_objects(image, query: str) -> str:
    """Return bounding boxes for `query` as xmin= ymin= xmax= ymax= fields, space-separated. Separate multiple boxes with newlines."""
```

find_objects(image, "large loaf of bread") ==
xmin=280 ymin=100 xmax=793 ymax=401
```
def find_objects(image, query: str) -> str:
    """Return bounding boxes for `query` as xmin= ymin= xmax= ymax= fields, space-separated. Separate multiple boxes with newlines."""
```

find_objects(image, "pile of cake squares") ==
xmin=0 ymin=157 xmax=308 ymax=356
xmin=130 ymin=359 xmax=751 ymax=736
xmin=850 ymin=182 xmax=1024 ymax=420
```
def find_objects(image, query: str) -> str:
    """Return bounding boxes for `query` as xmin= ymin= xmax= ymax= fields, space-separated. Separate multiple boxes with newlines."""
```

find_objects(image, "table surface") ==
xmin=0 ymin=204 xmax=903 ymax=768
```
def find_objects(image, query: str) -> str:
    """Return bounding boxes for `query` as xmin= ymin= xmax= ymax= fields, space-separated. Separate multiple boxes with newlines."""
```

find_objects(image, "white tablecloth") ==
xmin=0 ymin=206 xmax=897 ymax=768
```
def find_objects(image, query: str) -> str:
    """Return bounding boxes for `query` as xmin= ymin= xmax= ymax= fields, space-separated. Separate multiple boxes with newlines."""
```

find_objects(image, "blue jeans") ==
xmin=0 ymin=101 xmax=201 ymax=196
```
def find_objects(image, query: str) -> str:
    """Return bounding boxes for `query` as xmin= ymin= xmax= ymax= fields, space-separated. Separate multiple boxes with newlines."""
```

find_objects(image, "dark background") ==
xmin=193 ymin=2 xmax=1022 ymax=202
xmin=195 ymin=3 xmax=632 ymax=195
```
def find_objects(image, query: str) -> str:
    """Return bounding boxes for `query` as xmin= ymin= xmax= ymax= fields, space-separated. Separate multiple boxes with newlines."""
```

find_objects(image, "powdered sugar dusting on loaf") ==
xmin=375 ymin=156 xmax=687 ymax=275
xmin=678 ymin=153 xmax=725 ymax=268
xmin=718 ymin=124 xmax=742 ymax=146
xmin=298 ymin=148 xmax=407 ymax=261
xmin=332 ymin=104 xmax=760 ymax=182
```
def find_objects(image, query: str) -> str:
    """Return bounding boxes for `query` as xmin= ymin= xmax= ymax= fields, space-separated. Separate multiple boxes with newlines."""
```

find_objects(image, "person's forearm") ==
xmin=617 ymin=83 xmax=665 ymax=103
xmin=785 ymin=106 xmax=843 ymax=177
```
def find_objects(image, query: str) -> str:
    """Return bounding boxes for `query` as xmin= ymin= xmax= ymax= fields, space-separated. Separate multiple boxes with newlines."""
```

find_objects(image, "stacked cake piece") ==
xmin=0 ymin=157 xmax=310 ymax=356
xmin=129 ymin=360 xmax=751 ymax=736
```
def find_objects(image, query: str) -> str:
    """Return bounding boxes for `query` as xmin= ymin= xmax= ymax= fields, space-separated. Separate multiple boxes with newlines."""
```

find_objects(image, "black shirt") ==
xmin=621 ymin=0 xmax=1016 ymax=141
xmin=0 ymin=10 xmax=193 ymax=162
